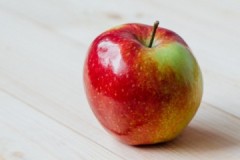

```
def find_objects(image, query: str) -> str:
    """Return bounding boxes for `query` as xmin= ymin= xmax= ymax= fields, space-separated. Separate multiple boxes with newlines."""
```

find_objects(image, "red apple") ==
xmin=83 ymin=21 xmax=203 ymax=145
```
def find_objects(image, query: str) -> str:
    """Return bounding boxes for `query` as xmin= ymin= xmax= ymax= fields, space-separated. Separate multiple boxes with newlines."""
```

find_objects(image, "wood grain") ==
xmin=0 ymin=0 xmax=240 ymax=159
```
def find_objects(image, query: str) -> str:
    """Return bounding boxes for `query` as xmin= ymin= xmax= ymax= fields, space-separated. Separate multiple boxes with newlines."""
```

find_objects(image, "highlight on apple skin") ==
xmin=83 ymin=22 xmax=203 ymax=145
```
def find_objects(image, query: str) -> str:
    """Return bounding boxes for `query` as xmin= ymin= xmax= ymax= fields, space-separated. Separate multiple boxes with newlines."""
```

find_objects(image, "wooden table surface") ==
xmin=0 ymin=0 xmax=240 ymax=159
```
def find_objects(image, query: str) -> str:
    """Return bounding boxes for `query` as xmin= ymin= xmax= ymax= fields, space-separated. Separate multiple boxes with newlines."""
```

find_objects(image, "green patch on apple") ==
xmin=150 ymin=42 xmax=196 ymax=84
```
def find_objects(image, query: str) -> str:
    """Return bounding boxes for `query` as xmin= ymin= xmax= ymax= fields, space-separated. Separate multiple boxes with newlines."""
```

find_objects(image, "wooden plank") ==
xmin=0 ymin=90 xmax=124 ymax=160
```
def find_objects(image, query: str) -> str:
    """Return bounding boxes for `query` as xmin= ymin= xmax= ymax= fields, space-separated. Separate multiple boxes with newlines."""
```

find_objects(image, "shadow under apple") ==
xmin=136 ymin=125 xmax=238 ymax=154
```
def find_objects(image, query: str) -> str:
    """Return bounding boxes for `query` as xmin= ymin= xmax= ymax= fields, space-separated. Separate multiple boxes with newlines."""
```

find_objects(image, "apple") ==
xmin=83 ymin=21 xmax=203 ymax=145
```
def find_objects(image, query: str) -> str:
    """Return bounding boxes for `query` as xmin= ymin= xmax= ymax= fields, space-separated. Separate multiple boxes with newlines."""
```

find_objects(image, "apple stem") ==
xmin=148 ymin=21 xmax=159 ymax=48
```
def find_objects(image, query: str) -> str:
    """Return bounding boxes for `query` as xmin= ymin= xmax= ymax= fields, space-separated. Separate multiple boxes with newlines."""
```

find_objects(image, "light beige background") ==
xmin=0 ymin=0 xmax=239 ymax=159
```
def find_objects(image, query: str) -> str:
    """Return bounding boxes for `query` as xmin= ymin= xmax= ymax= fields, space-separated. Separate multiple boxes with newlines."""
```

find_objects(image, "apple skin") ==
xmin=83 ymin=23 xmax=203 ymax=145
